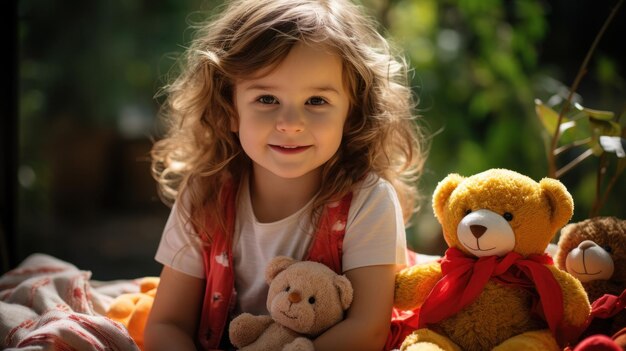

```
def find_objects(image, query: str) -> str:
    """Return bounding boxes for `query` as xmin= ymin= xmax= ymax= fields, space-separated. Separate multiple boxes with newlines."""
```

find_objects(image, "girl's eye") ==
xmin=306 ymin=96 xmax=327 ymax=106
xmin=258 ymin=95 xmax=278 ymax=104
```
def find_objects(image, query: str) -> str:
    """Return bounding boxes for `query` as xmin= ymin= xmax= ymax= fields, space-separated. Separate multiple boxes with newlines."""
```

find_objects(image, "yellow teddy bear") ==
xmin=394 ymin=169 xmax=590 ymax=351
xmin=106 ymin=277 xmax=159 ymax=350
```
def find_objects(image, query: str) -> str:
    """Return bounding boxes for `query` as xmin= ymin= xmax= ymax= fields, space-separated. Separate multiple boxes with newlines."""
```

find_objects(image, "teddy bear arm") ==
xmin=229 ymin=313 xmax=274 ymax=348
xmin=394 ymin=262 xmax=442 ymax=311
xmin=547 ymin=266 xmax=591 ymax=327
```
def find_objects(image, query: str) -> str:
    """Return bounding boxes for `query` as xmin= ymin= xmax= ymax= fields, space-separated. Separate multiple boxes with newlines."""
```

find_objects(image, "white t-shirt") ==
xmin=155 ymin=173 xmax=408 ymax=315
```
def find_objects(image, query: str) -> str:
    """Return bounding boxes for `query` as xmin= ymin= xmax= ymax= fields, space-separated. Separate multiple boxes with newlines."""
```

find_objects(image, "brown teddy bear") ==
xmin=554 ymin=216 xmax=626 ymax=348
xmin=228 ymin=256 xmax=353 ymax=351
xmin=394 ymin=169 xmax=591 ymax=351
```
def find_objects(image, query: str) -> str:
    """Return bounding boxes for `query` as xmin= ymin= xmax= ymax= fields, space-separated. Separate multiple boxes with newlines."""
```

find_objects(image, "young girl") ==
xmin=146 ymin=0 xmax=426 ymax=350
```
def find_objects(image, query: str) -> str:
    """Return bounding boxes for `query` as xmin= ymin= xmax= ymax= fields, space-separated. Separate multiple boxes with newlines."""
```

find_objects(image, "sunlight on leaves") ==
xmin=599 ymin=136 xmax=626 ymax=158
xmin=574 ymin=103 xmax=615 ymax=120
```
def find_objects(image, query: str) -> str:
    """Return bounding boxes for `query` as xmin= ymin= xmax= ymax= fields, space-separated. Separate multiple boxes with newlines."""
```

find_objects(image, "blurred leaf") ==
xmin=599 ymin=136 xmax=626 ymax=158
xmin=588 ymin=120 xmax=622 ymax=155
xmin=575 ymin=103 xmax=615 ymax=120
xmin=469 ymin=91 xmax=491 ymax=117
xmin=589 ymin=118 xmax=622 ymax=137
xmin=595 ymin=55 xmax=624 ymax=89
xmin=618 ymin=157 xmax=626 ymax=174
xmin=534 ymin=99 xmax=573 ymax=135
xmin=457 ymin=140 xmax=490 ymax=174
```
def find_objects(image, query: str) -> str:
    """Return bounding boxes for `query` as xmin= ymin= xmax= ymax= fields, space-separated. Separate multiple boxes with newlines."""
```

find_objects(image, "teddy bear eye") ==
xmin=503 ymin=212 xmax=513 ymax=221
xmin=308 ymin=296 xmax=316 ymax=304
xmin=465 ymin=209 xmax=472 ymax=216
xmin=602 ymin=245 xmax=612 ymax=253
xmin=285 ymin=286 xmax=290 ymax=292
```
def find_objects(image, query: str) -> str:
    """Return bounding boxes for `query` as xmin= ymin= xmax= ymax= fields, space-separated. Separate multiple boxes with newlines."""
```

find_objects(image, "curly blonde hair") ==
xmin=151 ymin=0 xmax=426 ymax=241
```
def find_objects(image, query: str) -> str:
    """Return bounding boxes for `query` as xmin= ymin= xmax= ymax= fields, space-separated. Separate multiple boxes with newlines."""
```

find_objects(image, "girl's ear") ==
xmin=265 ymin=256 xmax=297 ymax=283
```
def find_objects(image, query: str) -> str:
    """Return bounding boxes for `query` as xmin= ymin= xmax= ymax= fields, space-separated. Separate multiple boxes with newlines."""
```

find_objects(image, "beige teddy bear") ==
xmin=228 ymin=256 xmax=353 ymax=351
xmin=394 ymin=169 xmax=591 ymax=351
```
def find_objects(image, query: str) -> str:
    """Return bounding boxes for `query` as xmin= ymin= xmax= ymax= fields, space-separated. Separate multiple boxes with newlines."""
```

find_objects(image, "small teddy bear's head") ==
xmin=265 ymin=256 xmax=353 ymax=336
xmin=432 ymin=169 xmax=573 ymax=258
xmin=555 ymin=216 xmax=626 ymax=302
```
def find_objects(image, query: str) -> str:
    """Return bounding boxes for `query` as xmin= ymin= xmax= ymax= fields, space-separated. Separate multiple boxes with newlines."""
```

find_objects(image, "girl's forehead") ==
xmin=237 ymin=43 xmax=345 ymax=86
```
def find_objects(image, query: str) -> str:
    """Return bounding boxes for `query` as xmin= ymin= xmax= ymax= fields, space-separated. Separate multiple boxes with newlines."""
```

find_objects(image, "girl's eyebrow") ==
xmin=244 ymin=83 xmax=341 ymax=95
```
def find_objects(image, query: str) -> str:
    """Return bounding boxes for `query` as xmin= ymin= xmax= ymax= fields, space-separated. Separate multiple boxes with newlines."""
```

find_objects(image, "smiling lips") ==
xmin=269 ymin=144 xmax=312 ymax=154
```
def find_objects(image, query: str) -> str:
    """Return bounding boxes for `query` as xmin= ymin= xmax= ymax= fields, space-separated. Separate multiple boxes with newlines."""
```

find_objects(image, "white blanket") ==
xmin=0 ymin=253 xmax=142 ymax=350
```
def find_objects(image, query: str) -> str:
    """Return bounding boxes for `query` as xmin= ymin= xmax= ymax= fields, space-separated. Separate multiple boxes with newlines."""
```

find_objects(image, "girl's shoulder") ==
xmin=350 ymin=173 xmax=400 ymax=211
xmin=354 ymin=172 xmax=395 ymax=195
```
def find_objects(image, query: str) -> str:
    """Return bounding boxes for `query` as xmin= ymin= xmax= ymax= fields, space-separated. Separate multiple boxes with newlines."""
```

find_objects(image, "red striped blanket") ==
xmin=0 ymin=254 xmax=142 ymax=350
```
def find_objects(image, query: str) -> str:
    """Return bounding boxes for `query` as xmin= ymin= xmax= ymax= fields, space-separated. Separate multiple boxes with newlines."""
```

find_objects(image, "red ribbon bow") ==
xmin=589 ymin=290 xmax=626 ymax=320
xmin=416 ymin=247 xmax=578 ymax=346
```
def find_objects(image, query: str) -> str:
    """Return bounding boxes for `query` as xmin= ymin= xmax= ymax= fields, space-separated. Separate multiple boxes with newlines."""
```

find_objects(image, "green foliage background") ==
xmin=17 ymin=0 xmax=625 ymax=275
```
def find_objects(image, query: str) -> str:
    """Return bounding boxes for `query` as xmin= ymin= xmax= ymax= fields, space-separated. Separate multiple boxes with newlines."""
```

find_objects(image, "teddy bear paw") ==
xmin=401 ymin=329 xmax=461 ymax=351
xmin=282 ymin=337 xmax=314 ymax=351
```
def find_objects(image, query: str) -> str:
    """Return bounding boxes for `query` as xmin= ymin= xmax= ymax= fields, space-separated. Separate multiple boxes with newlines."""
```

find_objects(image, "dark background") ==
xmin=3 ymin=0 xmax=625 ymax=280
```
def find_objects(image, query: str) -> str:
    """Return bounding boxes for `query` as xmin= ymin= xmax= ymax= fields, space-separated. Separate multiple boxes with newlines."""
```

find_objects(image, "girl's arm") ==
xmin=144 ymin=265 xmax=204 ymax=351
xmin=313 ymin=264 xmax=396 ymax=351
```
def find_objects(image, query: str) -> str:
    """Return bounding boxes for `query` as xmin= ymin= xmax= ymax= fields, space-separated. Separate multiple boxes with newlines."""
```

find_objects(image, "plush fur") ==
xmin=555 ymin=216 xmax=626 ymax=348
xmin=228 ymin=257 xmax=353 ymax=351
xmin=106 ymin=277 xmax=159 ymax=350
xmin=394 ymin=169 xmax=590 ymax=351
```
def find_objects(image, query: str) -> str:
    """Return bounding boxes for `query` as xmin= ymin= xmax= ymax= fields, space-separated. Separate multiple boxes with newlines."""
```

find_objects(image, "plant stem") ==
xmin=590 ymin=153 xmax=608 ymax=217
xmin=548 ymin=0 xmax=624 ymax=178
xmin=591 ymin=108 xmax=625 ymax=216
xmin=554 ymin=137 xmax=592 ymax=156
xmin=556 ymin=149 xmax=594 ymax=178
xmin=593 ymin=162 xmax=626 ymax=217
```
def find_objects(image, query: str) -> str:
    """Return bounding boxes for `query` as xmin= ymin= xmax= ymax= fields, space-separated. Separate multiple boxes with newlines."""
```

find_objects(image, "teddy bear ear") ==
xmin=539 ymin=177 xmax=574 ymax=233
xmin=554 ymin=222 xmax=575 ymax=265
xmin=333 ymin=275 xmax=354 ymax=310
xmin=432 ymin=173 xmax=464 ymax=221
xmin=265 ymin=256 xmax=297 ymax=284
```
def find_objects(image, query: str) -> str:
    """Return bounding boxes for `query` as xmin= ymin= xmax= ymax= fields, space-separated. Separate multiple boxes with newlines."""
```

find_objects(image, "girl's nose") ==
xmin=276 ymin=108 xmax=304 ymax=133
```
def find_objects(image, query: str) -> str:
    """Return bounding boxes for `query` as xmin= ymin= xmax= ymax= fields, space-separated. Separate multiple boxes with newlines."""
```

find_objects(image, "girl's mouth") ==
xmin=269 ymin=145 xmax=311 ymax=154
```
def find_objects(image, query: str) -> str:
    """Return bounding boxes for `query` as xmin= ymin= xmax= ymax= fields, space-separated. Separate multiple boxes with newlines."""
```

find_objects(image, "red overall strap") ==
xmin=197 ymin=182 xmax=237 ymax=351
xmin=305 ymin=193 xmax=353 ymax=274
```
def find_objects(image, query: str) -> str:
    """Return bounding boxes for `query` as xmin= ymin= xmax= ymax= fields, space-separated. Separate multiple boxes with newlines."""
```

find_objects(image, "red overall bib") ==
xmin=195 ymin=182 xmax=352 ymax=350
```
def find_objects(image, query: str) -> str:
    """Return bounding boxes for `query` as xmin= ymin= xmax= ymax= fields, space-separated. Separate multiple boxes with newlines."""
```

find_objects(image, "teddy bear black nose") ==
xmin=470 ymin=225 xmax=487 ymax=239
xmin=288 ymin=291 xmax=301 ymax=303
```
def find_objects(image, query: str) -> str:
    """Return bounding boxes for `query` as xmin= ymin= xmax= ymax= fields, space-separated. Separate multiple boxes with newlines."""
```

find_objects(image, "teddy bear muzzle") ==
xmin=456 ymin=209 xmax=516 ymax=257
xmin=565 ymin=240 xmax=614 ymax=282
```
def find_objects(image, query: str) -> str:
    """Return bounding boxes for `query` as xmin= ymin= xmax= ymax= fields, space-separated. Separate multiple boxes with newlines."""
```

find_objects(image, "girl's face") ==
xmin=233 ymin=43 xmax=350 ymax=181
